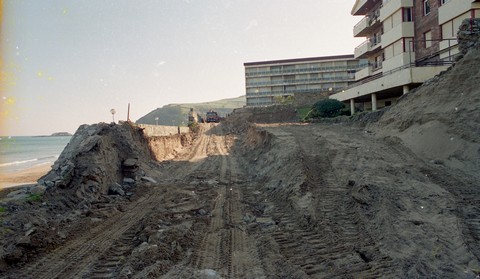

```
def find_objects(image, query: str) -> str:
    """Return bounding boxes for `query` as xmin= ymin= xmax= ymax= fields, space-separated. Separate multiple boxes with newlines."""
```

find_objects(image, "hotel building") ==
xmin=244 ymin=55 xmax=365 ymax=107
xmin=331 ymin=0 xmax=480 ymax=113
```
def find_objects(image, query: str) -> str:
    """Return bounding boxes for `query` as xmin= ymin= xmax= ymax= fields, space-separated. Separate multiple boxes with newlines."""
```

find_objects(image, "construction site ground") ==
xmin=1 ymin=43 xmax=480 ymax=279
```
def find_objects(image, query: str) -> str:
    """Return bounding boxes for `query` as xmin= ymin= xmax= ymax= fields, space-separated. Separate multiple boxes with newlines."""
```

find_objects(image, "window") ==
xmin=424 ymin=30 xmax=432 ymax=48
xmin=440 ymin=0 xmax=449 ymax=5
xmin=403 ymin=7 xmax=413 ymax=22
xmin=374 ymin=55 xmax=383 ymax=69
xmin=423 ymin=0 xmax=431 ymax=16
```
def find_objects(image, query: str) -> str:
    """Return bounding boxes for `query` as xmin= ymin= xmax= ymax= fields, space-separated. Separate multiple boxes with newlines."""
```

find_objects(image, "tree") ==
xmin=307 ymin=99 xmax=347 ymax=119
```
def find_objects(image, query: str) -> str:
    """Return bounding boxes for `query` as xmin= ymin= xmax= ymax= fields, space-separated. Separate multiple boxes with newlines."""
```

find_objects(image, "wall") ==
xmin=414 ymin=0 xmax=442 ymax=61
xmin=136 ymin=124 xmax=189 ymax=137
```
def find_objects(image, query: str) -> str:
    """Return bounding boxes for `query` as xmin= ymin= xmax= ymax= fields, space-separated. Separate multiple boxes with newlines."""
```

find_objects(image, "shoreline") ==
xmin=0 ymin=164 xmax=52 ymax=189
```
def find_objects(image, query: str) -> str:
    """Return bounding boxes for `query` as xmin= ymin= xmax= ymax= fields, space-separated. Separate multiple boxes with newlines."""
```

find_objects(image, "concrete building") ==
xmin=331 ymin=0 xmax=480 ymax=114
xmin=244 ymin=55 xmax=365 ymax=107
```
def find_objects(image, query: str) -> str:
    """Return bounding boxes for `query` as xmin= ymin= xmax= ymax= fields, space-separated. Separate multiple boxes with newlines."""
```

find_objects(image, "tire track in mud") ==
xmin=11 ymin=189 xmax=164 ymax=279
xmin=188 ymin=129 xmax=264 ymax=278
xmin=10 ymin=125 xmax=222 ymax=279
xmin=258 ymin=127 xmax=395 ymax=278
xmin=383 ymin=137 xmax=480 ymax=263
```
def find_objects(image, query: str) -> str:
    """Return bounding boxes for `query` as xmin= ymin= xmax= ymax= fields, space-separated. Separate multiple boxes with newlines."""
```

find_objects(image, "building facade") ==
xmin=331 ymin=0 xmax=480 ymax=114
xmin=244 ymin=55 xmax=365 ymax=107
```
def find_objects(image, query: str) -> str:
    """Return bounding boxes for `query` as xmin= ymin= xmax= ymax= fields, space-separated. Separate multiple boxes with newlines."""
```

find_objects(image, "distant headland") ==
xmin=50 ymin=132 xmax=72 ymax=137
xmin=34 ymin=132 xmax=73 ymax=137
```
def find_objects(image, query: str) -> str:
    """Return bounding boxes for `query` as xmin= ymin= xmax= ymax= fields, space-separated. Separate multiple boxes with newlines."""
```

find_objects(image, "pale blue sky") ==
xmin=1 ymin=0 xmax=363 ymax=136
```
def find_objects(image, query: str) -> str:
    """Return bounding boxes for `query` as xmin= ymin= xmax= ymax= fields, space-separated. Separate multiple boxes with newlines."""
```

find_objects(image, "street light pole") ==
xmin=110 ymin=109 xmax=116 ymax=123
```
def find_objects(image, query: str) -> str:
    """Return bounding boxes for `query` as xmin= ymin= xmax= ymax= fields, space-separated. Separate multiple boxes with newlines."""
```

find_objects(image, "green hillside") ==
xmin=136 ymin=95 xmax=246 ymax=126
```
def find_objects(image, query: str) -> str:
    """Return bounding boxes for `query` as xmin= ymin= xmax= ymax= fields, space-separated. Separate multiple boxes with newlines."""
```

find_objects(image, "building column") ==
xmin=403 ymin=85 xmax=410 ymax=94
xmin=371 ymin=93 xmax=377 ymax=111
xmin=350 ymin=99 xmax=355 ymax=116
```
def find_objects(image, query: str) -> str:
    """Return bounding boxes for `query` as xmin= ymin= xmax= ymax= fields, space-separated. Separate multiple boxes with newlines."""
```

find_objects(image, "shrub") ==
xmin=26 ymin=194 xmax=42 ymax=202
xmin=310 ymin=99 xmax=346 ymax=118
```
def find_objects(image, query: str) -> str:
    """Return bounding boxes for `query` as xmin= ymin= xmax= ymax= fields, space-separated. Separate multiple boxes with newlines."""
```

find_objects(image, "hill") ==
xmin=136 ymin=95 xmax=245 ymax=126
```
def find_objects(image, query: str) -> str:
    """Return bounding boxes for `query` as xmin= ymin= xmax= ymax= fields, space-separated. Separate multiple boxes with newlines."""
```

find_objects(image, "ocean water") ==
xmin=0 ymin=136 xmax=72 ymax=173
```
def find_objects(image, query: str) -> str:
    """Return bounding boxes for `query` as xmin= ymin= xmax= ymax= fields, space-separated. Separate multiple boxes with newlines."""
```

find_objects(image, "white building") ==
xmin=331 ymin=0 xmax=479 ymax=114
xmin=244 ymin=55 xmax=365 ymax=107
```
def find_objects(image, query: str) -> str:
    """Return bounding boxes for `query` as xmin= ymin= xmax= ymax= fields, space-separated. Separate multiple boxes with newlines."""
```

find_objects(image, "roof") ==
xmin=244 ymin=54 xmax=356 ymax=67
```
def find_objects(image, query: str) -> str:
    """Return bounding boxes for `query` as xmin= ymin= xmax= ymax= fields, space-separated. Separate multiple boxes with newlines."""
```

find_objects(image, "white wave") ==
xmin=0 ymin=158 xmax=39 ymax=167
xmin=0 ymin=155 xmax=57 ymax=168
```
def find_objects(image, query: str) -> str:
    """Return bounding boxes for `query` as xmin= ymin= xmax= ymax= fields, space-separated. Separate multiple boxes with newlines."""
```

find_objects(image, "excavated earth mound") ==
xmin=372 ymin=47 xmax=480 ymax=176
xmin=0 ymin=122 xmax=194 ymax=273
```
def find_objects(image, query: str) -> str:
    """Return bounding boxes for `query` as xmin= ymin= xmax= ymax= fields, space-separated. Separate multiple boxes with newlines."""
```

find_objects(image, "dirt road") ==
xmin=3 ymin=121 xmax=480 ymax=278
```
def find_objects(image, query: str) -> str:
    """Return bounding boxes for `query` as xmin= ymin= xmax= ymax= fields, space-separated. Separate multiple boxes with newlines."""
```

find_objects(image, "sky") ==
xmin=0 ymin=0 xmax=363 ymax=136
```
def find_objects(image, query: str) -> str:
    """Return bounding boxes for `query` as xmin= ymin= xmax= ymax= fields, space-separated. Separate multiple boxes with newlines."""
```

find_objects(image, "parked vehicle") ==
xmin=206 ymin=110 xmax=220 ymax=123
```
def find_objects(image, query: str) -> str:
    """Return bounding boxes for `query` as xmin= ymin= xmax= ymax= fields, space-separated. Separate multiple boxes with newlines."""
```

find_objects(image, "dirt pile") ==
xmin=371 ymin=46 xmax=480 ymax=177
xmin=218 ymin=41 xmax=480 ymax=277
xmin=0 ymin=122 xmax=194 ymax=272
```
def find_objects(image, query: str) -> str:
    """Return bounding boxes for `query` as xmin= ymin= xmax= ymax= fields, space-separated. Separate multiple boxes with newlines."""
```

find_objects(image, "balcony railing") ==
xmin=247 ymin=87 xmax=346 ymax=97
xmin=245 ymin=64 xmax=366 ymax=77
xmin=246 ymin=76 xmax=355 ymax=87
xmin=354 ymin=9 xmax=380 ymax=37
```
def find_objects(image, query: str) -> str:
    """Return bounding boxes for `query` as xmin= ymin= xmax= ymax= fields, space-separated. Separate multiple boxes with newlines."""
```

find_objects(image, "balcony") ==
xmin=355 ymin=65 xmax=373 ymax=81
xmin=353 ymin=9 xmax=381 ymax=37
xmin=354 ymin=36 xmax=382 ymax=59
xmin=380 ymin=0 xmax=413 ymax=21
xmin=381 ymin=22 xmax=414 ymax=47
xmin=438 ymin=0 xmax=480 ymax=24
xmin=382 ymin=52 xmax=414 ymax=72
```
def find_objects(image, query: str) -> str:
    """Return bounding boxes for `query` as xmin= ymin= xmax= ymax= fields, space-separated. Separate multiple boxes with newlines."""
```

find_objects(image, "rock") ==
xmin=197 ymin=269 xmax=221 ymax=278
xmin=243 ymin=213 xmax=256 ymax=224
xmin=133 ymin=242 xmax=150 ymax=254
xmin=256 ymin=217 xmax=275 ymax=227
xmin=6 ymin=189 xmax=28 ymax=199
xmin=57 ymin=230 xmax=68 ymax=239
xmin=25 ymin=228 xmax=35 ymax=236
xmin=198 ymin=209 xmax=207 ymax=216
xmin=16 ymin=236 xmax=31 ymax=246
xmin=123 ymin=158 xmax=138 ymax=167
xmin=123 ymin=159 xmax=139 ymax=179
xmin=29 ymin=185 xmax=46 ymax=196
xmin=108 ymin=183 xmax=125 ymax=196
xmin=123 ymin=178 xmax=135 ymax=184
xmin=141 ymin=176 xmax=157 ymax=184
xmin=45 ymin=181 xmax=55 ymax=188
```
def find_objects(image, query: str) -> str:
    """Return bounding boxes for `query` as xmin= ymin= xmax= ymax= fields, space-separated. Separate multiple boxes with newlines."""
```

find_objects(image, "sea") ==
xmin=0 ymin=136 xmax=72 ymax=173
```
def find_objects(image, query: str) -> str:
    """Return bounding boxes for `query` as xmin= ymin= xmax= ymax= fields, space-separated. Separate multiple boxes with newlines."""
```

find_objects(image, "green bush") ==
xmin=308 ymin=99 xmax=347 ymax=119
xmin=0 ymin=207 xmax=6 ymax=213
xmin=26 ymin=194 xmax=42 ymax=202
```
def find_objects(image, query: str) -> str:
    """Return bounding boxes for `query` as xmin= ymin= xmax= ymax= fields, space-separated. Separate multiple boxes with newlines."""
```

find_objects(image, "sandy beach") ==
xmin=0 ymin=164 xmax=51 ymax=189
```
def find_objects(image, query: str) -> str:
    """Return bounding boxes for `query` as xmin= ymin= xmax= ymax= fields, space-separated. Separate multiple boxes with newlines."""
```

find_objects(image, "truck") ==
xmin=205 ymin=110 xmax=220 ymax=123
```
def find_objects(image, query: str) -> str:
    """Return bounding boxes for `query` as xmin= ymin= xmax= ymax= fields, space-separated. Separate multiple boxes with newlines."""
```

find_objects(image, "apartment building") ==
xmin=244 ymin=55 xmax=365 ymax=107
xmin=331 ymin=0 xmax=480 ymax=114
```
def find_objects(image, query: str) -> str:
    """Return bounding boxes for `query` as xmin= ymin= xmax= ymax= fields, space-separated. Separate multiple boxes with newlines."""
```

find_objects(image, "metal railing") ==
xmin=246 ymin=76 xmax=355 ymax=87
xmin=247 ymin=87 xmax=343 ymax=97
xmin=245 ymin=64 xmax=367 ymax=77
